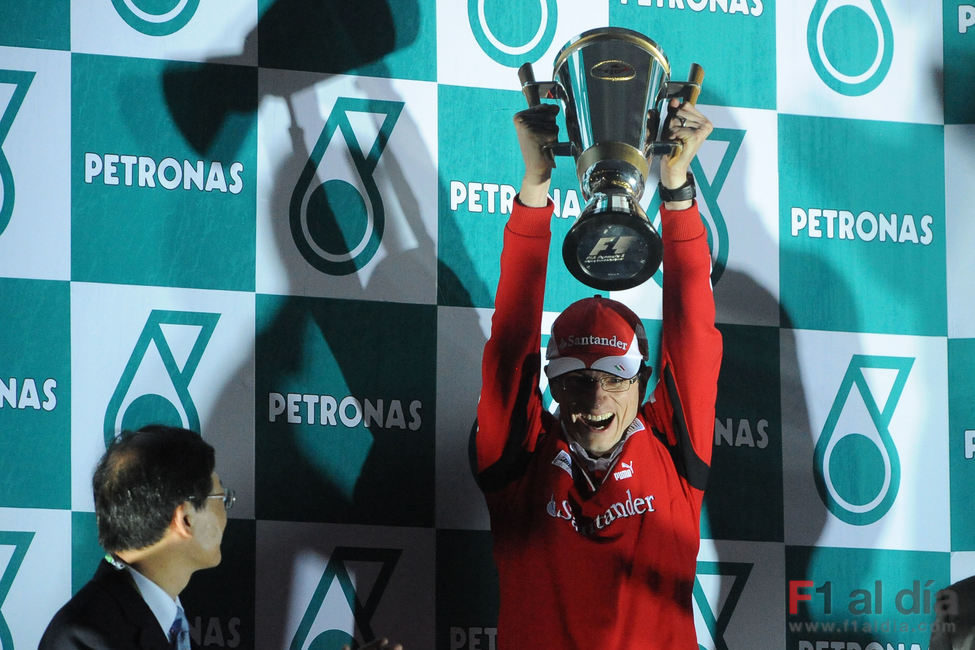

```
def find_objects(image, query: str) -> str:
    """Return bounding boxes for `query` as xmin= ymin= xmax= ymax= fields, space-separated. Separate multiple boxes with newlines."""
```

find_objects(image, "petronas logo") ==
xmin=290 ymin=547 xmax=401 ymax=650
xmin=111 ymin=0 xmax=200 ymax=36
xmin=807 ymin=0 xmax=894 ymax=96
xmin=650 ymin=127 xmax=741 ymax=287
xmin=693 ymin=561 xmax=751 ymax=650
xmin=468 ymin=0 xmax=558 ymax=67
xmin=814 ymin=355 xmax=913 ymax=525
xmin=0 ymin=531 xmax=33 ymax=650
xmin=0 ymin=70 xmax=34 ymax=238
xmin=103 ymin=310 xmax=220 ymax=445
xmin=290 ymin=97 xmax=403 ymax=276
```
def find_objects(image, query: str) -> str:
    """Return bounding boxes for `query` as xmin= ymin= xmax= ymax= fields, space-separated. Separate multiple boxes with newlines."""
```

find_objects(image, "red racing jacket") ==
xmin=475 ymin=197 xmax=722 ymax=650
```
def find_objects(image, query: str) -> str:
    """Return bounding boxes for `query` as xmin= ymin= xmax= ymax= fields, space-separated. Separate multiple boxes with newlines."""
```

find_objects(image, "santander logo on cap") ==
xmin=546 ymin=296 xmax=648 ymax=380
xmin=560 ymin=334 xmax=630 ymax=352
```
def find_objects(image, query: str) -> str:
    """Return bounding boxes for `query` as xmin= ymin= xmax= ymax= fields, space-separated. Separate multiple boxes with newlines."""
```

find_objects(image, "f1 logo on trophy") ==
xmin=519 ymin=27 xmax=704 ymax=291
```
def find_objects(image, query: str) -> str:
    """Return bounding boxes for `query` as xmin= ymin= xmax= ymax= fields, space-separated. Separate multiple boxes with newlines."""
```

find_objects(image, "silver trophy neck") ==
xmin=581 ymin=157 xmax=647 ymax=202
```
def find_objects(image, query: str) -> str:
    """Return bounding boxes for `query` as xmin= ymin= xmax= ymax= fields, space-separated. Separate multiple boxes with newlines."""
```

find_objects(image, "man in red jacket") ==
xmin=475 ymin=98 xmax=722 ymax=649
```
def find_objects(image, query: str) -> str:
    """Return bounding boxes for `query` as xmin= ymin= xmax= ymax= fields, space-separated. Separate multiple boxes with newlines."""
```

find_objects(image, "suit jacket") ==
xmin=39 ymin=559 xmax=187 ymax=650
xmin=931 ymin=576 xmax=975 ymax=650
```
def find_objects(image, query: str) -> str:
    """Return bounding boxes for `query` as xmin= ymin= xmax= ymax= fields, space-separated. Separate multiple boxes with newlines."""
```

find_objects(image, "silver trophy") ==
xmin=519 ymin=27 xmax=704 ymax=291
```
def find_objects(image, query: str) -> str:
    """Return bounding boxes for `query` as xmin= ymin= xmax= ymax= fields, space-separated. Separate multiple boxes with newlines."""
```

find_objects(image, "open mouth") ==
xmin=578 ymin=412 xmax=614 ymax=431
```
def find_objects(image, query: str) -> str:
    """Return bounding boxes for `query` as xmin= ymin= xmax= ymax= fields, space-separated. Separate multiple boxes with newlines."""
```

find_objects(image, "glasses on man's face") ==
xmin=554 ymin=373 xmax=639 ymax=394
xmin=189 ymin=487 xmax=235 ymax=511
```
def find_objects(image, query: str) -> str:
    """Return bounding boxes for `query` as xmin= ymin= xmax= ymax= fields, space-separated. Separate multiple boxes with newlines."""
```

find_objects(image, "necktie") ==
xmin=169 ymin=606 xmax=191 ymax=650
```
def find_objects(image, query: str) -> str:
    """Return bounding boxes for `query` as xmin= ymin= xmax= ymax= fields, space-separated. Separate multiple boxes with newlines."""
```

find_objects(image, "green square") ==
xmin=257 ymin=0 xmax=436 ymax=81
xmin=949 ymin=338 xmax=975 ymax=549
xmin=703 ymin=324 xmax=782 ymax=542
xmin=0 ymin=278 xmax=70 ymax=509
xmin=778 ymin=114 xmax=946 ymax=335
xmin=255 ymin=295 xmax=435 ymax=525
xmin=71 ymin=54 xmax=257 ymax=291
xmin=436 ymin=529 xmax=498 ymax=650
xmin=786 ymin=545 xmax=948 ymax=647
xmin=0 ymin=0 xmax=69 ymax=50
xmin=437 ymin=84 xmax=595 ymax=311
xmin=611 ymin=1 xmax=776 ymax=110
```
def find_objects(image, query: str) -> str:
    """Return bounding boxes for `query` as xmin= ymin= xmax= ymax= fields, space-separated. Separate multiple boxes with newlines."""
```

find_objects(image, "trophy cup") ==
xmin=519 ymin=27 xmax=704 ymax=291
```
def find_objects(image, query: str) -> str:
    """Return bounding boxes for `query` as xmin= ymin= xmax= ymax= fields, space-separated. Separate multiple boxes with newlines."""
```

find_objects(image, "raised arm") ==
xmin=660 ymin=98 xmax=712 ymax=210
xmin=514 ymin=103 xmax=558 ymax=207
xmin=474 ymin=105 xmax=559 ymax=482
xmin=651 ymin=99 xmax=722 ymax=477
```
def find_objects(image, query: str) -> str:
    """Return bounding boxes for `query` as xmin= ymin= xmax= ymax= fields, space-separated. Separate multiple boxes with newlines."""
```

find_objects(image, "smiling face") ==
xmin=550 ymin=369 xmax=643 ymax=456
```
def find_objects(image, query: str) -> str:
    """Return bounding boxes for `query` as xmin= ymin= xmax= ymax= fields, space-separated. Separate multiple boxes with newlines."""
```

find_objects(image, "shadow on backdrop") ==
xmin=162 ymin=0 xmax=417 ymax=157
xmin=159 ymin=1 xmax=493 ymax=649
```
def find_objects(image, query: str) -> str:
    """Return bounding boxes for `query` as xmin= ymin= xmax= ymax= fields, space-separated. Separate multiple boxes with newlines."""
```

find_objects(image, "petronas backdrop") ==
xmin=0 ymin=1 xmax=973 ymax=649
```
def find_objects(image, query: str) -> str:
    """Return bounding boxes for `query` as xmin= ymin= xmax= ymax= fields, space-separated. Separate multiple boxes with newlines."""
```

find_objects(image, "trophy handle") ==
xmin=518 ymin=62 xmax=573 ymax=161
xmin=654 ymin=63 xmax=705 ymax=162
xmin=663 ymin=63 xmax=705 ymax=105
xmin=518 ymin=62 xmax=544 ymax=107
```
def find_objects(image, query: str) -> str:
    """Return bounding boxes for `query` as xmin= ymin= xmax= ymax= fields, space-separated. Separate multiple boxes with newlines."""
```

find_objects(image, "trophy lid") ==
xmin=552 ymin=27 xmax=670 ymax=77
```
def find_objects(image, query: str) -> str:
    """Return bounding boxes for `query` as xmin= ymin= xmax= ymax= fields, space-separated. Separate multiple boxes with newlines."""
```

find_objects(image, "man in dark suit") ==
xmin=931 ymin=577 xmax=975 ymax=650
xmin=39 ymin=425 xmax=232 ymax=650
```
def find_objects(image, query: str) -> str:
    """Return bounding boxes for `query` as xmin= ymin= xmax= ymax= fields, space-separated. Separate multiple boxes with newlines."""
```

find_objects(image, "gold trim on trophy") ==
xmin=591 ymin=60 xmax=637 ymax=82
xmin=575 ymin=142 xmax=649 ymax=196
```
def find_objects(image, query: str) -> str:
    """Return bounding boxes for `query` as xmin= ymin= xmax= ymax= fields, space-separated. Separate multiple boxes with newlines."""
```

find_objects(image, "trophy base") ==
xmin=562 ymin=192 xmax=663 ymax=291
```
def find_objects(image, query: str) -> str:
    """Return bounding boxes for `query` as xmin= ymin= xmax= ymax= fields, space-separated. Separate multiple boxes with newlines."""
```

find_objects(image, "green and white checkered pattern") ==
xmin=0 ymin=1 xmax=972 ymax=648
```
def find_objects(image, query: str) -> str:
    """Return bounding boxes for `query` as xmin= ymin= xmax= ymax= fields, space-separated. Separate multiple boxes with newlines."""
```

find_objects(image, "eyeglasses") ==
xmin=189 ymin=487 xmax=235 ymax=511
xmin=554 ymin=373 xmax=639 ymax=393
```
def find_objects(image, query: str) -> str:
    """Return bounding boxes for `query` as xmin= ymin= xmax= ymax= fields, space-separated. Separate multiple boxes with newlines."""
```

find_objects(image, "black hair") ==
xmin=93 ymin=424 xmax=215 ymax=553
